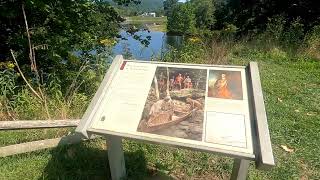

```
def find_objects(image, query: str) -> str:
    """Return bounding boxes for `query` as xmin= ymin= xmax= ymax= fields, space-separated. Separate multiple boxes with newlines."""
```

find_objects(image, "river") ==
xmin=112 ymin=23 xmax=182 ymax=60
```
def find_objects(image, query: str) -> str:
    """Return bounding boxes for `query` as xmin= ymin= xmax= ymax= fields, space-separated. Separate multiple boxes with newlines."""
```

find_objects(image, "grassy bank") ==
xmin=146 ymin=23 xmax=166 ymax=32
xmin=0 ymin=42 xmax=319 ymax=179
xmin=124 ymin=16 xmax=167 ymax=32
xmin=125 ymin=16 xmax=167 ymax=23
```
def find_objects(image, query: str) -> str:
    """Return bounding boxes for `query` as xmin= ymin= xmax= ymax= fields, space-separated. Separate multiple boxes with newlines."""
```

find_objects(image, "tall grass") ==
xmin=0 ymin=77 xmax=90 ymax=120
xmin=0 ymin=53 xmax=110 ymax=121
xmin=0 ymin=69 xmax=17 ymax=120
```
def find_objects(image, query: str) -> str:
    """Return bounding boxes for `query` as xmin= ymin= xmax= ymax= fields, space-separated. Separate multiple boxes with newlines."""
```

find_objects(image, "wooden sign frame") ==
xmin=76 ymin=55 xmax=275 ymax=180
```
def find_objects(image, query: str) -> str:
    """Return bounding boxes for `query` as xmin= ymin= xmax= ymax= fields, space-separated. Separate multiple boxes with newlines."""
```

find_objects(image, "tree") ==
xmin=215 ymin=0 xmax=320 ymax=33
xmin=167 ymin=3 xmax=196 ymax=35
xmin=163 ymin=0 xmax=178 ymax=16
xmin=166 ymin=0 xmax=216 ymax=35
xmin=191 ymin=0 xmax=216 ymax=30
xmin=0 ymin=0 xmax=136 ymax=96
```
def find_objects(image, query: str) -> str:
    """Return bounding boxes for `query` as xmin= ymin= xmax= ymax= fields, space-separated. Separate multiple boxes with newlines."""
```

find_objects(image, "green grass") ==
xmin=125 ymin=16 xmax=167 ymax=23
xmin=146 ymin=23 xmax=167 ymax=32
xmin=0 ymin=128 xmax=73 ymax=146
xmin=0 ymin=46 xmax=319 ymax=179
xmin=232 ymin=53 xmax=320 ymax=179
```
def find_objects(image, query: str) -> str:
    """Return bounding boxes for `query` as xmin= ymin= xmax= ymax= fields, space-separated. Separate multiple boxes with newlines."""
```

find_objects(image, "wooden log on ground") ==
xmin=0 ymin=119 xmax=80 ymax=130
xmin=0 ymin=134 xmax=87 ymax=157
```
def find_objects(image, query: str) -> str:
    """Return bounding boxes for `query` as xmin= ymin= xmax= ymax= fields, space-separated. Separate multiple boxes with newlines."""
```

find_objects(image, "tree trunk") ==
xmin=154 ymin=76 xmax=160 ymax=100
xmin=166 ymin=67 xmax=171 ymax=98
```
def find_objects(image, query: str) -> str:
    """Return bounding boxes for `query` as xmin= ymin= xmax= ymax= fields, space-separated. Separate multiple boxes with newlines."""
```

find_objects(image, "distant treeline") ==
xmin=164 ymin=0 xmax=320 ymax=39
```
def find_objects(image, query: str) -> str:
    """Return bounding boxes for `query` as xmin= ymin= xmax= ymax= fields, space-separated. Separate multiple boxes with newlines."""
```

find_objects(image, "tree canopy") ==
xmin=167 ymin=3 xmax=196 ymax=35
xmin=165 ymin=0 xmax=320 ymax=37
xmin=0 ymin=0 xmax=142 ymax=95
xmin=165 ymin=0 xmax=216 ymax=35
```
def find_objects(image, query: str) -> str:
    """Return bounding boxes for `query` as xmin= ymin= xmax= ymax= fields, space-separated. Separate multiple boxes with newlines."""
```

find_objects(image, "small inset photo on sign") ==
xmin=205 ymin=111 xmax=247 ymax=148
xmin=137 ymin=66 xmax=207 ymax=141
xmin=208 ymin=70 xmax=243 ymax=100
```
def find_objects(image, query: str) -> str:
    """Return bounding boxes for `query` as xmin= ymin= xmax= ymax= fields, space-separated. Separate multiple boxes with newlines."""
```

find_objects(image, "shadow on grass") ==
xmin=39 ymin=138 xmax=173 ymax=180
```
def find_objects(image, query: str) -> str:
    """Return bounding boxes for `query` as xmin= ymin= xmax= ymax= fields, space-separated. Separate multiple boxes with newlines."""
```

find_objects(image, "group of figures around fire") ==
xmin=159 ymin=72 xmax=193 ymax=91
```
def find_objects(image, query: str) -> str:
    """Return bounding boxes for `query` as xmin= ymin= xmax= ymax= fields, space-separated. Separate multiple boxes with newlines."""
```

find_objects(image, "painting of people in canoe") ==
xmin=137 ymin=66 xmax=207 ymax=141
xmin=208 ymin=70 xmax=243 ymax=100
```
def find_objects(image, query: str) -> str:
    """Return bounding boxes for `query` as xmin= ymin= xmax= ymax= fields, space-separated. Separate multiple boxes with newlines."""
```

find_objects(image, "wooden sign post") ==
xmin=76 ymin=55 xmax=275 ymax=180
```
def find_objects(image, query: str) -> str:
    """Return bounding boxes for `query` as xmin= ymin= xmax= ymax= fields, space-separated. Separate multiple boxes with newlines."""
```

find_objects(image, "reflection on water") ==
xmin=112 ymin=25 xmax=182 ymax=60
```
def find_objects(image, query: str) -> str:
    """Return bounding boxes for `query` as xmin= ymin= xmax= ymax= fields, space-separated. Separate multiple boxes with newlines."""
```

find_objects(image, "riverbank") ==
xmin=122 ymin=16 xmax=167 ymax=32
xmin=146 ymin=23 xmax=166 ymax=32
xmin=125 ymin=16 xmax=167 ymax=23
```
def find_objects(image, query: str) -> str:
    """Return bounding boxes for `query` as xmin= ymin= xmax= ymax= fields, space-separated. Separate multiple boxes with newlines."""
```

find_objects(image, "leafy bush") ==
xmin=281 ymin=18 xmax=305 ymax=50
xmin=269 ymin=47 xmax=289 ymax=61
xmin=167 ymin=3 xmax=196 ymax=35
xmin=163 ymin=41 xmax=204 ymax=63
xmin=258 ymin=15 xmax=286 ymax=46
xmin=163 ymin=38 xmax=231 ymax=65
xmin=220 ymin=23 xmax=238 ymax=41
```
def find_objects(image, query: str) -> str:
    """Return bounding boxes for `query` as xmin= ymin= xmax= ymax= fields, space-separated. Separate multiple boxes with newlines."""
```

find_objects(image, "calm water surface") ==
xmin=112 ymin=27 xmax=182 ymax=60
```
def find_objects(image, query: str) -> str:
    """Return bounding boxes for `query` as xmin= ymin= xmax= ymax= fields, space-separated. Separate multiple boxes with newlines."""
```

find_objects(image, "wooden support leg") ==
xmin=231 ymin=159 xmax=250 ymax=180
xmin=106 ymin=135 xmax=126 ymax=180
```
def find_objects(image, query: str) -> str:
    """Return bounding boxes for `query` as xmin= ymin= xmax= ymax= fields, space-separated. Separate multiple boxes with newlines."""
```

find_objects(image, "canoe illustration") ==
xmin=139 ymin=99 xmax=198 ymax=133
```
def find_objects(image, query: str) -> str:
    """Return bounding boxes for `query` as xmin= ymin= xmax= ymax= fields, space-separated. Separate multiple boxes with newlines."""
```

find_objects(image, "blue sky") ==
xmin=178 ymin=0 xmax=187 ymax=2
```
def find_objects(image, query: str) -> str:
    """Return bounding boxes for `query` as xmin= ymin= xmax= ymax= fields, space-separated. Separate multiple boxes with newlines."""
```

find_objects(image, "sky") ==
xmin=178 ymin=0 xmax=187 ymax=2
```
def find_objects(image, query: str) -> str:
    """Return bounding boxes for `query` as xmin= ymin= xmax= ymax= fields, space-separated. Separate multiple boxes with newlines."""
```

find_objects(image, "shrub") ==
xmin=220 ymin=23 xmax=238 ymax=41
xmin=268 ymin=47 xmax=289 ymax=61
xmin=167 ymin=3 xmax=196 ymax=35
xmin=163 ymin=39 xmax=231 ymax=65
xmin=281 ymin=17 xmax=305 ymax=50
xmin=259 ymin=15 xmax=286 ymax=46
xmin=205 ymin=40 xmax=231 ymax=65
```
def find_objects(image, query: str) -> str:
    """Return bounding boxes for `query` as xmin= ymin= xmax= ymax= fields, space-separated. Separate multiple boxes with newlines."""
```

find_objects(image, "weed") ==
xmin=0 ymin=69 xmax=17 ymax=120
xmin=304 ymin=25 xmax=320 ymax=59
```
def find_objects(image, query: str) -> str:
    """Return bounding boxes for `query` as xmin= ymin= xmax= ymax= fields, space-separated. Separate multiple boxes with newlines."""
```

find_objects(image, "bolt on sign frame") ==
xmin=76 ymin=55 xmax=275 ymax=180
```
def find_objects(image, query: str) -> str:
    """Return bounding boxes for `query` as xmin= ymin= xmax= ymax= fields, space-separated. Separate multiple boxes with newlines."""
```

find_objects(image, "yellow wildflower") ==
xmin=100 ymin=38 xmax=117 ymax=46
xmin=7 ymin=62 xmax=15 ymax=69
xmin=188 ymin=37 xmax=201 ymax=43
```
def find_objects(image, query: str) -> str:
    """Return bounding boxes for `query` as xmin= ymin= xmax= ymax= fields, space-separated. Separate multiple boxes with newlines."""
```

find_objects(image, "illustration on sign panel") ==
xmin=208 ymin=70 xmax=243 ymax=100
xmin=137 ymin=66 xmax=207 ymax=141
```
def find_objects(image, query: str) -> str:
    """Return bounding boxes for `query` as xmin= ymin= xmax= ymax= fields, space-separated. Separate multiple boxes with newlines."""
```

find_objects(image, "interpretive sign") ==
xmin=76 ymin=55 xmax=275 ymax=180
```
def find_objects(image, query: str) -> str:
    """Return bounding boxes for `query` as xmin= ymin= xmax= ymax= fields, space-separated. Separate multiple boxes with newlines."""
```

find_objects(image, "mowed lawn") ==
xmin=0 ymin=55 xmax=319 ymax=179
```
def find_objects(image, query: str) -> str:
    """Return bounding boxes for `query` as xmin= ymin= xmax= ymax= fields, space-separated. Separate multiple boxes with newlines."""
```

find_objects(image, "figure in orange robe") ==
xmin=214 ymin=73 xmax=232 ymax=98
